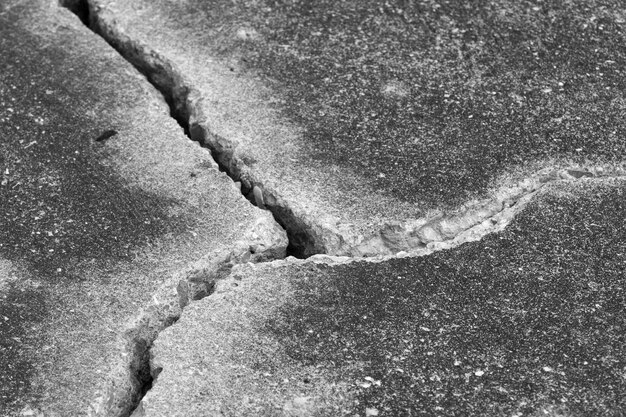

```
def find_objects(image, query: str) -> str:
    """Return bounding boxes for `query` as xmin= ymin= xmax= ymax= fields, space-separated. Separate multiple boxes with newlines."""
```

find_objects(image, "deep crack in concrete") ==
xmin=60 ymin=0 xmax=616 ymax=261
xmin=62 ymin=0 xmax=318 ymax=259
xmin=57 ymin=2 xmax=290 ymax=416
xmin=57 ymin=0 xmax=626 ymax=415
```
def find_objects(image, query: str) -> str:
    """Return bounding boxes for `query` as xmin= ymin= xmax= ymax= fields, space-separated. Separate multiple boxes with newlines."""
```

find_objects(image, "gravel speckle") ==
xmin=156 ymin=0 xmax=626 ymax=208
xmin=267 ymin=179 xmax=626 ymax=415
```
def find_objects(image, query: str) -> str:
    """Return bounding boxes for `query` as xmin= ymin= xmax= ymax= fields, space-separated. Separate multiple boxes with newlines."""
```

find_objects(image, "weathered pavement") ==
xmin=0 ymin=2 xmax=286 ymax=416
xmin=1 ymin=0 xmax=625 ymax=416
xmin=83 ymin=0 xmax=626 ymax=256
xmin=144 ymin=179 xmax=626 ymax=416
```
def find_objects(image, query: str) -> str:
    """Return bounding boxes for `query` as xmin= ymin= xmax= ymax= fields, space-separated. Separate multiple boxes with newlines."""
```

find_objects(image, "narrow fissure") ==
xmin=61 ymin=0 xmax=317 ymax=260
xmin=57 ymin=2 xmax=300 ymax=416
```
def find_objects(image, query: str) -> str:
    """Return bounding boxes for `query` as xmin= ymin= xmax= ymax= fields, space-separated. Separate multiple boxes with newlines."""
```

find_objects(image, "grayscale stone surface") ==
xmin=143 ymin=178 xmax=626 ymax=417
xmin=86 ymin=0 xmax=626 ymax=256
xmin=0 ymin=2 xmax=285 ymax=416
xmin=0 ymin=1 xmax=625 ymax=416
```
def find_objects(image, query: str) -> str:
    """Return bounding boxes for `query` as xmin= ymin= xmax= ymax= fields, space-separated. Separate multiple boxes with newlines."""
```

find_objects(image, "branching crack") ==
xmin=59 ymin=2 xmax=293 ymax=416
xmin=58 ymin=1 xmax=625 ymax=416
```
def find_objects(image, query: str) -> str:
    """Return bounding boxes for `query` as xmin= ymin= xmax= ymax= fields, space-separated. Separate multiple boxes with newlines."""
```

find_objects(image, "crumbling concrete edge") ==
xmin=75 ymin=0 xmax=329 ymax=258
xmin=285 ymin=174 xmax=626 ymax=266
xmin=73 ymin=0 xmax=626 ymax=260
xmin=86 ymin=217 xmax=287 ymax=417
xmin=349 ymin=166 xmax=626 ymax=257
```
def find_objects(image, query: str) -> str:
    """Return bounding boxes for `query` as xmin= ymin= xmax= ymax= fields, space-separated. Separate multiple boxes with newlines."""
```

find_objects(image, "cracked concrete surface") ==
xmin=65 ymin=0 xmax=626 ymax=261
xmin=82 ymin=0 xmax=626 ymax=257
xmin=89 ymin=216 xmax=286 ymax=417
xmin=2 ymin=0 xmax=626 ymax=416
xmin=0 ymin=2 xmax=285 ymax=416
xmin=141 ymin=178 xmax=626 ymax=416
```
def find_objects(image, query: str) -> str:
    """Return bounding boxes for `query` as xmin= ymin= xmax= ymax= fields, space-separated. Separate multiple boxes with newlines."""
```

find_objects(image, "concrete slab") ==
xmin=0 ymin=2 xmax=285 ymax=416
xmin=84 ymin=0 xmax=626 ymax=256
xmin=2 ymin=1 xmax=625 ymax=416
xmin=142 ymin=178 xmax=626 ymax=416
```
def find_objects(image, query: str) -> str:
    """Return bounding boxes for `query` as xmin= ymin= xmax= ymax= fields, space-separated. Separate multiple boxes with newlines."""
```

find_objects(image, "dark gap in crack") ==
xmin=272 ymin=205 xmax=317 ymax=258
xmin=131 ymin=338 xmax=154 ymax=406
xmin=112 ymin=302 xmax=184 ymax=417
xmin=160 ymin=94 xmax=191 ymax=139
xmin=58 ymin=0 xmax=90 ymax=25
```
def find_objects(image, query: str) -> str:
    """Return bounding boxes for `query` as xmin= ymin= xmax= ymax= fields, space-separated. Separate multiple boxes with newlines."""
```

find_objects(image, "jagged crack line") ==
xmin=61 ymin=0 xmax=614 ymax=260
xmin=61 ymin=0 xmax=319 ymax=259
xmin=57 ymin=1 xmax=293 ymax=416
xmin=58 ymin=2 xmax=621 ymax=416
xmin=62 ymin=0 xmax=545 ymax=260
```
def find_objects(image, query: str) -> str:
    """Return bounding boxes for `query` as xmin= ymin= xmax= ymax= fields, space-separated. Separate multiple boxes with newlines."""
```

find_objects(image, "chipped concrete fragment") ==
xmin=252 ymin=185 xmax=265 ymax=209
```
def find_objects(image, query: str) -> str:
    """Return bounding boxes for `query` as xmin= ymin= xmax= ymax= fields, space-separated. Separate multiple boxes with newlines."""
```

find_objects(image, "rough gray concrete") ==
xmin=1 ymin=1 xmax=625 ymax=416
xmin=142 ymin=178 xmax=626 ymax=416
xmin=0 ymin=2 xmax=286 ymax=416
xmin=84 ymin=0 xmax=626 ymax=256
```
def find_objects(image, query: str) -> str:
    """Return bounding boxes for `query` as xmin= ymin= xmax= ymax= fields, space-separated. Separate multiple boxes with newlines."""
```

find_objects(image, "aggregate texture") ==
xmin=0 ymin=2 xmax=285 ymax=416
xmin=142 ymin=178 xmax=626 ymax=416
xmin=85 ymin=0 xmax=626 ymax=255
xmin=2 ymin=0 xmax=626 ymax=415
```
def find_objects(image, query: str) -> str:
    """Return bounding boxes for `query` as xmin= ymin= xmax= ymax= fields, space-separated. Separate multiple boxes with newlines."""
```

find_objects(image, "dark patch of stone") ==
xmin=566 ymin=169 xmax=594 ymax=179
xmin=266 ymin=179 xmax=626 ymax=416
